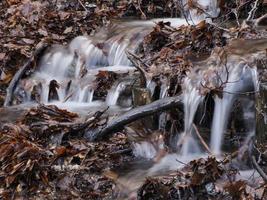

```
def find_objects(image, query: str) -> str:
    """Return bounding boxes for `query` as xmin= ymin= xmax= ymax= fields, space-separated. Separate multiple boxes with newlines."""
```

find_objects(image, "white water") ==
xmin=179 ymin=77 xmax=203 ymax=156
xmin=11 ymin=4 xmax=262 ymax=189
xmin=16 ymin=19 xmax=189 ymax=109
xmin=106 ymin=81 xmax=131 ymax=106
xmin=133 ymin=142 xmax=157 ymax=159
xmin=183 ymin=0 xmax=220 ymax=22
xmin=210 ymin=63 xmax=258 ymax=155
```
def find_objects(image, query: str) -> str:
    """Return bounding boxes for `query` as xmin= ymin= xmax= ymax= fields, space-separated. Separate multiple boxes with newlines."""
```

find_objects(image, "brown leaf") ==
xmin=40 ymin=171 xmax=49 ymax=185
xmin=0 ymin=72 xmax=13 ymax=84
xmin=97 ymin=70 xmax=110 ymax=78
xmin=0 ymin=53 xmax=6 ymax=60
xmin=6 ymin=0 xmax=20 ymax=6
xmin=224 ymin=180 xmax=247 ymax=198
xmin=63 ymin=27 xmax=73 ymax=34
xmin=10 ymin=161 xmax=25 ymax=175
xmin=55 ymin=146 xmax=66 ymax=156
xmin=38 ymin=28 xmax=48 ymax=36
xmin=58 ymin=11 xmax=70 ymax=20
xmin=6 ymin=175 xmax=16 ymax=187
xmin=22 ymin=38 xmax=35 ymax=44
xmin=196 ymin=20 xmax=206 ymax=30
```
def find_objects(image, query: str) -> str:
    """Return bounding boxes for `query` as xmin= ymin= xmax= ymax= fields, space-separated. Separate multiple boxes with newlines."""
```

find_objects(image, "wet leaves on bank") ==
xmin=137 ymin=20 xmax=226 ymax=77
xmin=137 ymin=157 xmax=259 ymax=200
xmin=0 ymin=104 xmax=133 ymax=199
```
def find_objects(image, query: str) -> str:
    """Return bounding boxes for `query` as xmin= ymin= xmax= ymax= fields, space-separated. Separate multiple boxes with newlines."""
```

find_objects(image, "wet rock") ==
xmin=132 ymin=87 xmax=152 ymax=106
xmin=48 ymin=79 xmax=60 ymax=101
xmin=256 ymin=82 xmax=267 ymax=141
xmin=31 ymin=82 xmax=42 ymax=103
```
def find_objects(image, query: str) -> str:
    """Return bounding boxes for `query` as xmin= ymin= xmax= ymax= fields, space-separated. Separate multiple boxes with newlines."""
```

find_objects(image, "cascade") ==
xmin=9 ymin=0 xmax=261 ymax=184
xmin=210 ymin=63 xmax=258 ymax=155
xmin=15 ymin=19 xmax=189 ymax=109
xmin=106 ymin=82 xmax=128 ymax=106
xmin=179 ymin=77 xmax=203 ymax=156
xmin=182 ymin=0 xmax=220 ymax=22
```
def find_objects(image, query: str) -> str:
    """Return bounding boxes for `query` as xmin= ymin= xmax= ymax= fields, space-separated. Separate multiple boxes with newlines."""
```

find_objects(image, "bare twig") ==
xmin=252 ymin=155 xmax=267 ymax=183
xmin=233 ymin=9 xmax=241 ymax=27
xmin=126 ymin=50 xmax=150 ymax=68
xmin=177 ymin=0 xmax=190 ymax=25
xmin=126 ymin=50 xmax=148 ymax=88
xmin=193 ymin=123 xmax=212 ymax=154
xmin=209 ymin=22 xmax=230 ymax=32
xmin=247 ymin=0 xmax=260 ymax=20
xmin=4 ymin=42 xmax=49 ymax=107
xmin=77 ymin=0 xmax=88 ymax=12
xmin=63 ymin=91 xmax=74 ymax=102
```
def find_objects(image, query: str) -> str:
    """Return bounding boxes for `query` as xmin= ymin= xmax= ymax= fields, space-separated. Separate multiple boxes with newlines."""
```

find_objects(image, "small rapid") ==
xmin=7 ymin=3 xmax=264 ymax=197
xmin=15 ymin=19 xmax=191 ymax=110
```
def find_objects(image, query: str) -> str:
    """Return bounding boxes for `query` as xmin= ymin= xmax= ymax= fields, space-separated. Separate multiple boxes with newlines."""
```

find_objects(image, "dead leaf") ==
xmin=63 ymin=27 xmax=73 ymax=34
xmin=22 ymin=38 xmax=35 ymax=44
xmin=0 ymin=53 xmax=6 ymax=60
xmin=55 ymin=146 xmax=66 ymax=156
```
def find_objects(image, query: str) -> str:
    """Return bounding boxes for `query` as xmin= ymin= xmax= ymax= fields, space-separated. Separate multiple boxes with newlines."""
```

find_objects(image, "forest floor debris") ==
xmin=0 ymin=104 xmax=134 ymax=199
xmin=1 ymin=0 xmax=267 ymax=199
xmin=0 ymin=0 xmax=180 ymax=106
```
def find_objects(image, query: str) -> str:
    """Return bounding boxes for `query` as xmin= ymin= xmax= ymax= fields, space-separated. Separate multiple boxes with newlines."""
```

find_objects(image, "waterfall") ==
xmin=158 ymin=80 xmax=169 ymax=130
xmin=15 ymin=19 xmax=189 ymax=109
xmin=210 ymin=95 xmax=233 ymax=154
xmin=106 ymin=82 xmax=128 ymax=106
xmin=182 ymin=0 xmax=220 ymax=22
xmin=11 ymin=4 xmax=260 ymax=168
xmin=210 ymin=63 xmax=258 ymax=155
xmin=133 ymin=142 xmax=157 ymax=159
xmin=179 ymin=77 xmax=203 ymax=156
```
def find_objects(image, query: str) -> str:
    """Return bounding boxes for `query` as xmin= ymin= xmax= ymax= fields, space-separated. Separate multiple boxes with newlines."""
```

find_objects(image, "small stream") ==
xmin=4 ymin=1 xmax=265 ymax=198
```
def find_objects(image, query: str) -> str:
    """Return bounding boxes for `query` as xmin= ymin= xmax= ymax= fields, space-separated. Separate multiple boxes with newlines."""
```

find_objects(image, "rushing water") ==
xmin=7 ymin=4 xmax=263 ymax=197
xmin=15 ymin=18 xmax=192 ymax=110
xmin=210 ymin=63 xmax=258 ymax=154
xmin=183 ymin=0 xmax=220 ymax=22
xmin=14 ymin=16 xmax=259 ymax=161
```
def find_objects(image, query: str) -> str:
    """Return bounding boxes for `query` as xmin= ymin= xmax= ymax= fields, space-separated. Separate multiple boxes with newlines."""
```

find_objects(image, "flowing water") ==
xmin=15 ymin=18 xmax=192 ymax=112
xmin=210 ymin=63 xmax=258 ymax=155
xmin=7 ymin=3 xmax=264 ymax=197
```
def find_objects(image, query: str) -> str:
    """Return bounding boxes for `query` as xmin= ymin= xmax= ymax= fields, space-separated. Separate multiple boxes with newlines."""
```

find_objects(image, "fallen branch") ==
xmin=247 ymin=0 xmax=260 ymax=20
xmin=126 ymin=50 xmax=148 ymax=88
xmin=77 ymin=0 xmax=88 ymax=12
xmin=4 ymin=42 xmax=49 ymax=107
xmin=193 ymin=123 xmax=212 ymax=154
xmin=85 ymin=96 xmax=182 ymax=141
xmin=137 ymin=0 xmax=146 ymax=19
xmin=252 ymin=155 xmax=267 ymax=183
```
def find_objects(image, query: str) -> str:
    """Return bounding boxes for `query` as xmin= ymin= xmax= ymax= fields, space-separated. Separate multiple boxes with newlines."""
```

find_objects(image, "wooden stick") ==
xmin=247 ymin=0 xmax=260 ymax=20
xmin=77 ymin=0 xmax=88 ymax=12
xmin=193 ymin=123 xmax=212 ymax=154
xmin=4 ymin=42 xmax=49 ymax=107
xmin=85 ymin=96 xmax=182 ymax=141
xmin=126 ymin=50 xmax=148 ymax=88
xmin=252 ymin=155 xmax=267 ymax=183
